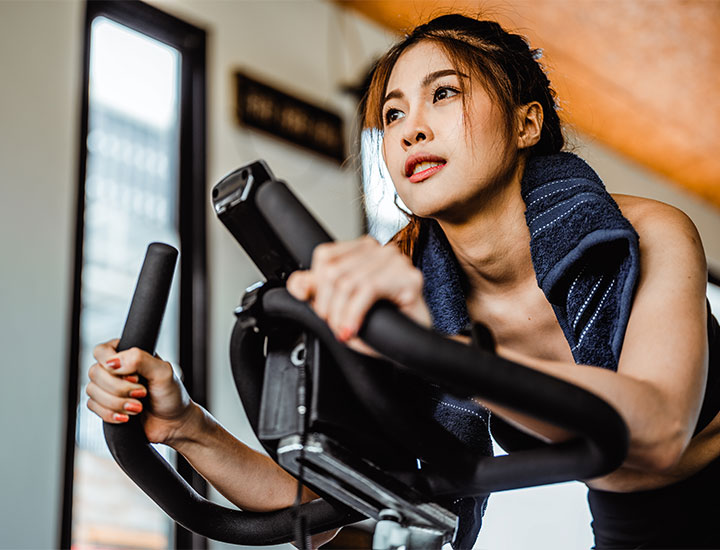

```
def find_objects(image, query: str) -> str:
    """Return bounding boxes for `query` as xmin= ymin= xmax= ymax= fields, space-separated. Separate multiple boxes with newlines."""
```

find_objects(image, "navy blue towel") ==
xmin=415 ymin=220 xmax=490 ymax=549
xmin=413 ymin=152 xmax=640 ymax=547
xmin=521 ymin=152 xmax=639 ymax=369
xmin=418 ymin=152 xmax=640 ymax=369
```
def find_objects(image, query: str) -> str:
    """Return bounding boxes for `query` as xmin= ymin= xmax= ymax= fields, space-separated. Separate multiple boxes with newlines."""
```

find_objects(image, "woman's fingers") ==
xmin=98 ymin=347 xmax=174 ymax=387
xmin=86 ymin=362 xmax=147 ymax=423
xmin=86 ymin=377 xmax=144 ymax=422
xmin=310 ymin=237 xmax=376 ymax=269
xmin=286 ymin=270 xmax=314 ymax=302
xmin=86 ymin=340 xmax=192 ymax=444
xmin=288 ymin=237 xmax=381 ymax=318
xmin=86 ymin=345 xmax=171 ymax=426
xmin=93 ymin=338 xmax=120 ymax=364
xmin=286 ymin=236 xmax=430 ymax=343
xmin=314 ymin=245 xmax=377 ymax=323
xmin=329 ymin=249 xmax=428 ymax=339
xmin=86 ymin=396 xmax=132 ymax=424
xmin=93 ymin=339 xmax=171 ymax=385
xmin=88 ymin=361 xmax=147 ymax=398
xmin=326 ymin=254 xmax=387 ymax=338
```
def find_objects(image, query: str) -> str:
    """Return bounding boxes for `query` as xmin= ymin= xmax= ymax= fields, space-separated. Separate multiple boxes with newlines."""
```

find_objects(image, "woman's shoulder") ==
xmin=612 ymin=194 xmax=706 ymax=271
xmin=613 ymin=194 xmax=702 ymax=243
xmin=613 ymin=194 xmax=690 ymax=224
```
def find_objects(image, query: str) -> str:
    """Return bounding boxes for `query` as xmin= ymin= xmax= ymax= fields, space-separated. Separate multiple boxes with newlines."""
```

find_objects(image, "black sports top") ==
xmin=586 ymin=302 xmax=720 ymax=549
xmin=492 ymin=302 xmax=720 ymax=549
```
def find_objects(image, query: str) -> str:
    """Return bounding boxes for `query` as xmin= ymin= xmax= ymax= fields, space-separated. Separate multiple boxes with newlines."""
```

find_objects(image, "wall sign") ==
xmin=235 ymin=72 xmax=345 ymax=163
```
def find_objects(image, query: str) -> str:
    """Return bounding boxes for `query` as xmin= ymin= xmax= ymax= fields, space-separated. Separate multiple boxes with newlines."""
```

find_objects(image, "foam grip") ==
xmin=116 ymin=242 xmax=178 ymax=354
xmin=254 ymin=179 xmax=333 ymax=269
xmin=103 ymin=243 xmax=359 ymax=541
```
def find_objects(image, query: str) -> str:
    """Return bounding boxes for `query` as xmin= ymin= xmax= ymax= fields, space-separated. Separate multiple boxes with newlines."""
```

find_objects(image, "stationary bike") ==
xmin=103 ymin=160 xmax=628 ymax=549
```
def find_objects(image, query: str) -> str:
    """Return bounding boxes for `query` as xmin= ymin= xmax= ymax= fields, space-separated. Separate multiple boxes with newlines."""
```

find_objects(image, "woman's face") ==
xmin=381 ymin=40 xmax=518 ymax=221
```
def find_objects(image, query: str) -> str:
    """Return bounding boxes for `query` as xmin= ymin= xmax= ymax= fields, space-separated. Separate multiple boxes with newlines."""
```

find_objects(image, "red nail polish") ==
xmin=113 ymin=413 xmax=129 ymax=422
xmin=339 ymin=327 xmax=354 ymax=342
xmin=129 ymin=388 xmax=146 ymax=398
xmin=107 ymin=358 xmax=121 ymax=369
xmin=124 ymin=402 xmax=142 ymax=413
xmin=124 ymin=375 xmax=139 ymax=383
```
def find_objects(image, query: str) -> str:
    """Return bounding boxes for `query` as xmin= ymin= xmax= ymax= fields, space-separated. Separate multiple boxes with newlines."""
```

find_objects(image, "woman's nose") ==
xmin=401 ymin=114 xmax=433 ymax=149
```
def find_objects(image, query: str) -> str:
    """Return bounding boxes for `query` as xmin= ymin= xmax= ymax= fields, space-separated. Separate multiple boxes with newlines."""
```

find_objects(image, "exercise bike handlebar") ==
xmin=103 ymin=243 xmax=362 ymax=544
xmin=102 ymin=164 xmax=629 ymax=545
xmin=254 ymin=178 xmax=629 ymax=486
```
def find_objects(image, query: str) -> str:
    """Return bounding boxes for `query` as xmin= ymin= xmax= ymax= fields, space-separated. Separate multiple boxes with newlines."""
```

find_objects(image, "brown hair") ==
xmin=363 ymin=14 xmax=564 ymax=260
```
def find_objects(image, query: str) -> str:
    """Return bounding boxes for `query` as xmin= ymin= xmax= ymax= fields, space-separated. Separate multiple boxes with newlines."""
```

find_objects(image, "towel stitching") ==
xmin=572 ymin=275 xmax=604 ymax=331
xmin=523 ymin=177 xmax=576 ymax=199
xmin=567 ymin=264 xmax=587 ymax=301
xmin=432 ymin=398 xmax=488 ymax=420
xmin=528 ymin=196 xmax=579 ymax=225
xmin=526 ymin=181 xmax=589 ymax=209
xmin=573 ymin=279 xmax=616 ymax=351
xmin=531 ymin=199 xmax=593 ymax=238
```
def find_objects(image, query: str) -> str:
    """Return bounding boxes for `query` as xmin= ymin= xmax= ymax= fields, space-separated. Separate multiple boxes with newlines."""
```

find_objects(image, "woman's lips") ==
xmin=409 ymin=162 xmax=446 ymax=183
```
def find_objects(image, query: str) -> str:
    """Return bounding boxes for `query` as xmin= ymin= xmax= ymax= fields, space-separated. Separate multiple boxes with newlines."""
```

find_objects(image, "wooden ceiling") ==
xmin=339 ymin=1 xmax=720 ymax=210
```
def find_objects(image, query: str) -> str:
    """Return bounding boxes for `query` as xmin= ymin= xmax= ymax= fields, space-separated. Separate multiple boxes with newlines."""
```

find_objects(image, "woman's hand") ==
xmin=286 ymin=236 xmax=432 ymax=352
xmin=86 ymin=339 xmax=195 ymax=446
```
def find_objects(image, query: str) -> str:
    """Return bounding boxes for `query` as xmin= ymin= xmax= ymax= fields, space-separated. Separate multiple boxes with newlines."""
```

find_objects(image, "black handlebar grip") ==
xmin=254 ymin=179 xmax=334 ymax=269
xmin=104 ymin=242 xmax=178 ymax=514
xmin=103 ymin=242 xmax=359 ymax=542
xmin=116 ymin=242 xmax=178 ymax=354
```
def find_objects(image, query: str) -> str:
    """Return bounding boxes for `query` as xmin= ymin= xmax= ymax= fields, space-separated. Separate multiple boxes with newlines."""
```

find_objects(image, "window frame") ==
xmin=61 ymin=1 xmax=207 ymax=548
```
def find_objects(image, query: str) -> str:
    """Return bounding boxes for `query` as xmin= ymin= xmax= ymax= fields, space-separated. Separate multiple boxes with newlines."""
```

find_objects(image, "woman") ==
xmin=87 ymin=14 xmax=720 ymax=549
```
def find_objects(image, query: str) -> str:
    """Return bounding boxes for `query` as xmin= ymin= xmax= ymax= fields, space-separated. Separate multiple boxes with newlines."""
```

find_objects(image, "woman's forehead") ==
xmin=386 ymin=41 xmax=456 ymax=90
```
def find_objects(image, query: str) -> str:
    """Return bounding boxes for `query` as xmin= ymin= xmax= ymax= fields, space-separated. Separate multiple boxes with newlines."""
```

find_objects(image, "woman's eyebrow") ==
xmin=382 ymin=69 xmax=466 ymax=108
xmin=422 ymin=69 xmax=465 ymax=88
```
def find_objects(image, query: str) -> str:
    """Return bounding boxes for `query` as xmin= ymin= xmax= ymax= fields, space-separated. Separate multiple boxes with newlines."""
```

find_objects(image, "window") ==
xmin=361 ymin=128 xmax=409 ymax=244
xmin=62 ymin=2 xmax=206 ymax=549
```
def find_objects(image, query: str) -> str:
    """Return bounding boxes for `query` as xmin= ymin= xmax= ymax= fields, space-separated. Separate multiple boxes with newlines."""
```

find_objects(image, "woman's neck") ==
xmin=436 ymin=160 xmax=536 ymax=297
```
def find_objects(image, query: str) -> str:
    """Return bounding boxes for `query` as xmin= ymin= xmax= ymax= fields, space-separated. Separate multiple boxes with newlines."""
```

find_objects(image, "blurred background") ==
xmin=0 ymin=1 xmax=718 ymax=549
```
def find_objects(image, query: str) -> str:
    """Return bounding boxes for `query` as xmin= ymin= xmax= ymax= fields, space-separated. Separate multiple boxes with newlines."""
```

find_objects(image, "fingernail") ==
xmin=113 ymin=413 xmax=129 ymax=422
xmin=124 ymin=402 xmax=142 ymax=413
xmin=107 ymin=358 xmax=121 ymax=370
xmin=338 ymin=326 xmax=354 ymax=342
xmin=129 ymin=388 xmax=146 ymax=398
xmin=123 ymin=375 xmax=139 ymax=383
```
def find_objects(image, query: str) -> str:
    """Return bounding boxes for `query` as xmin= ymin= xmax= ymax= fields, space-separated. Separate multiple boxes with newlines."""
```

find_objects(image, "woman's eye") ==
xmin=433 ymin=86 xmax=459 ymax=103
xmin=384 ymin=108 xmax=405 ymax=125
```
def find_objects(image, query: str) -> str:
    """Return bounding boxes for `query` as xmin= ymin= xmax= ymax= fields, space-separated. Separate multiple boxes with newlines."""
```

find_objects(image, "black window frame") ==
xmin=61 ymin=1 xmax=207 ymax=548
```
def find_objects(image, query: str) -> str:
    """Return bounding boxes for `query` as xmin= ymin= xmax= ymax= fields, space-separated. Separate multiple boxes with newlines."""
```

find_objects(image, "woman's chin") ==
xmin=400 ymin=186 xmax=468 ymax=218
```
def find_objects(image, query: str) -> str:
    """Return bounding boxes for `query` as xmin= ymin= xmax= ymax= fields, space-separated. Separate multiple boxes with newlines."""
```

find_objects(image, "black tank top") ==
xmin=587 ymin=302 xmax=720 ymax=549
xmin=692 ymin=302 xmax=720 ymax=434
xmin=491 ymin=302 xmax=720 ymax=549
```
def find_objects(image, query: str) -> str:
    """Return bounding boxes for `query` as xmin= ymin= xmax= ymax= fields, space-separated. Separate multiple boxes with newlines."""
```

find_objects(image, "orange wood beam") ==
xmin=339 ymin=1 xmax=720 ymax=210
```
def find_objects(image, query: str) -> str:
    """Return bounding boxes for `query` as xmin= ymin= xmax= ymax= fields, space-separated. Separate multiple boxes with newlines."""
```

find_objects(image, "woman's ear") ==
xmin=517 ymin=102 xmax=543 ymax=150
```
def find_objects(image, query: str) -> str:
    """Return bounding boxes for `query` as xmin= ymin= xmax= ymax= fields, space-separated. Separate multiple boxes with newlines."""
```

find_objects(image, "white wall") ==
xmin=1 ymin=1 xmax=718 ymax=550
xmin=0 ymin=1 xmax=83 ymax=547
xmin=0 ymin=0 xmax=390 ymax=548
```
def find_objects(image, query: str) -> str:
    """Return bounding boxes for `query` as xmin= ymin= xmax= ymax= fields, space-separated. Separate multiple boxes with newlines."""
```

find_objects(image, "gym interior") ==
xmin=1 ymin=1 xmax=718 ymax=549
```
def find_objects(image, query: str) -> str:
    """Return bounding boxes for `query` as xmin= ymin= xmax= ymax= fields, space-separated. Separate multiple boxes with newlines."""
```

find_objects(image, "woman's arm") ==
xmin=168 ymin=404 xmax=339 ymax=548
xmin=167 ymin=402 xmax=316 ymax=512
xmin=88 ymin=342 xmax=338 ymax=548
xmin=287 ymin=202 xmax=710 ymax=477
xmin=585 ymin=407 xmax=720 ymax=492
xmin=493 ymin=201 xmax=709 ymax=474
